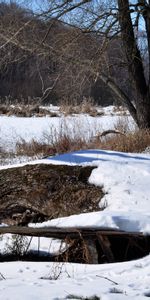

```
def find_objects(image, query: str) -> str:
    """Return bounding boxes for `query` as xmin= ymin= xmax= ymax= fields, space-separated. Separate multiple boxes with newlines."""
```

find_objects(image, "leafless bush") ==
xmin=51 ymin=134 xmax=87 ymax=154
xmin=3 ymin=114 xmax=150 ymax=162
xmin=16 ymin=132 xmax=88 ymax=157
xmin=15 ymin=117 xmax=150 ymax=158
xmin=4 ymin=234 xmax=28 ymax=257
xmin=59 ymin=238 xmax=93 ymax=264
xmin=16 ymin=138 xmax=51 ymax=157
xmin=80 ymin=98 xmax=97 ymax=115
xmin=44 ymin=118 xmax=94 ymax=155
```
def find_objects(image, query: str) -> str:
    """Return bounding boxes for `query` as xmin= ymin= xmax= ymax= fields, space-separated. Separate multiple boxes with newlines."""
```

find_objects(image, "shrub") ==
xmin=5 ymin=234 xmax=28 ymax=256
xmin=93 ymin=129 xmax=150 ymax=153
xmin=16 ymin=126 xmax=150 ymax=158
xmin=60 ymin=97 xmax=99 ymax=116
xmin=16 ymin=138 xmax=50 ymax=157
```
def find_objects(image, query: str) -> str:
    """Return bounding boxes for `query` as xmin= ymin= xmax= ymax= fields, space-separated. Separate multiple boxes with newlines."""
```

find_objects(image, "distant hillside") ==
xmin=0 ymin=2 xmax=130 ymax=106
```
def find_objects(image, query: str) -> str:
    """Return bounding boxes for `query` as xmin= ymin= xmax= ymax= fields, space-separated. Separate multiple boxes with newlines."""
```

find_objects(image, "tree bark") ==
xmin=118 ymin=0 xmax=147 ymax=96
xmin=106 ymin=0 xmax=150 ymax=129
xmin=136 ymin=94 xmax=150 ymax=128
xmin=100 ymin=73 xmax=138 ymax=124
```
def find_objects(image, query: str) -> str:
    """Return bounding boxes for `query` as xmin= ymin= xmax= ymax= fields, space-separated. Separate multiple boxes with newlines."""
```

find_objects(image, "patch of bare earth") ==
xmin=0 ymin=164 xmax=104 ymax=225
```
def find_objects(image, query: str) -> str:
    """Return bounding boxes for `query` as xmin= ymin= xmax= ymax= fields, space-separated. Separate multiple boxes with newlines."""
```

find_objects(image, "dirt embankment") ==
xmin=0 ymin=164 xmax=104 ymax=225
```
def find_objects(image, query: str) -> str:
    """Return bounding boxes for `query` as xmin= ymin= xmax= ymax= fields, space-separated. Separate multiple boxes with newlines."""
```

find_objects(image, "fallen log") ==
xmin=0 ymin=225 xmax=146 ymax=238
xmin=92 ymin=129 xmax=126 ymax=142
xmin=0 ymin=226 xmax=149 ymax=264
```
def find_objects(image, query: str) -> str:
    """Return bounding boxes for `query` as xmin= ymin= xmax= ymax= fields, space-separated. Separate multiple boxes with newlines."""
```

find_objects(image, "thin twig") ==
xmin=96 ymin=275 xmax=118 ymax=285
xmin=0 ymin=272 xmax=6 ymax=280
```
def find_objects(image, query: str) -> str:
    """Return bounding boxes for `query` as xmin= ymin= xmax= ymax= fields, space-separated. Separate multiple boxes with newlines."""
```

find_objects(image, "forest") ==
xmin=0 ymin=1 xmax=132 ymax=107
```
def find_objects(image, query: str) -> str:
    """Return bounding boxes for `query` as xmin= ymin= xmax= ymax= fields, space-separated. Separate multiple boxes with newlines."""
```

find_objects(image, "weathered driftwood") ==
xmin=92 ymin=129 xmax=126 ymax=142
xmin=99 ymin=130 xmax=125 ymax=138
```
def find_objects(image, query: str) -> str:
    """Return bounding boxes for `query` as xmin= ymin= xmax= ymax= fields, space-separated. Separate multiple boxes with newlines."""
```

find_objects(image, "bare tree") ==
xmin=0 ymin=3 xmax=111 ymax=104
xmin=1 ymin=0 xmax=150 ymax=128
xmin=31 ymin=0 xmax=150 ymax=128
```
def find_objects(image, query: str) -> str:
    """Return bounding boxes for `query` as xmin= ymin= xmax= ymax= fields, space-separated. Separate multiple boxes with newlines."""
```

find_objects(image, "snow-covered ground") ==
xmin=0 ymin=106 xmax=132 ymax=152
xmin=0 ymin=106 xmax=150 ymax=300
xmin=0 ymin=256 xmax=150 ymax=300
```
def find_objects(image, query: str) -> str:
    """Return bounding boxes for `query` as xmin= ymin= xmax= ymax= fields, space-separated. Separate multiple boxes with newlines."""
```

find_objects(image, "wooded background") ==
xmin=0 ymin=2 xmax=131 ymax=106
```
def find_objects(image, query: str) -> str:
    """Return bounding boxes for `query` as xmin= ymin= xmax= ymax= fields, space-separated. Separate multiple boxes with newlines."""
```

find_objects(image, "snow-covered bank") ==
xmin=1 ymin=149 xmax=150 ymax=233
xmin=26 ymin=149 xmax=150 ymax=233
xmin=0 ymin=255 xmax=150 ymax=300
xmin=30 ymin=210 xmax=150 ymax=234
xmin=0 ymin=114 xmax=132 ymax=151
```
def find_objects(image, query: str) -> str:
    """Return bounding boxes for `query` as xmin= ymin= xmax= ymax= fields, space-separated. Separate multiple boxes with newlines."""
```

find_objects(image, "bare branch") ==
xmin=0 ymin=19 xmax=32 ymax=50
xmin=100 ymin=73 xmax=138 ymax=124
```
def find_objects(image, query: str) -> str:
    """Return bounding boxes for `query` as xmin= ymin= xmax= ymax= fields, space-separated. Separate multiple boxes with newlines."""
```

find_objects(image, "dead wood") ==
xmin=0 ymin=225 xmax=145 ymax=239
xmin=96 ymin=234 xmax=115 ymax=263
xmin=0 ymin=226 xmax=149 ymax=264
xmin=100 ymin=130 xmax=126 ymax=137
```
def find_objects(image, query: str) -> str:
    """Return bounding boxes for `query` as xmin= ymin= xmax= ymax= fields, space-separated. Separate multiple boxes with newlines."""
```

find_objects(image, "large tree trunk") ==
xmin=100 ymin=73 xmax=150 ymax=128
xmin=117 ymin=0 xmax=150 ymax=129
xmin=136 ymin=94 xmax=150 ymax=128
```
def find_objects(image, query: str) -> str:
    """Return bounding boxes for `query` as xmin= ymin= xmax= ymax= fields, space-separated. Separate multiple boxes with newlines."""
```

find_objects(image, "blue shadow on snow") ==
xmin=45 ymin=149 xmax=150 ymax=164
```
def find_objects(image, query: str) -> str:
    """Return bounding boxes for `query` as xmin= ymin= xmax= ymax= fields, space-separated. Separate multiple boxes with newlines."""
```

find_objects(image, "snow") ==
xmin=0 ymin=234 xmax=66 ymax=256
xmin=0 ymin=113 xmax=132 ymax=151
xmin=0 ymin=106 xmax=150 ymax=299
xmin=26 ymin=148 xmax=150 ymax=233
xmin=30 ymin=210 xmax=150 ymax=234
xmin=0 ymin=256 xmax=150 ymax=299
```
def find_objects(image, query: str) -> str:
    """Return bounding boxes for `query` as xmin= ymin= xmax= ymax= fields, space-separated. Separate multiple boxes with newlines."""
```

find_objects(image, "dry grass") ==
xmin=2 ymin=116 xmax=150 ymax=161
xmin=15 ymin=126 xmax=150 ymax=158
xmin=50 ymin=135 xmax=87 ymax=154
xmin=0 ymin=104 xmax=59 ymax=117
xmin=80 ymin=98 xmax=98 ymax=115
xmin=90 ymin=117 xmax=150 ymax=153
xmin=16 ymin=135 xmax=88 ymax=157
xmin=112 ymin=105 xmax=128 ymax=116
xmin=93 ymin=129 xmax=150 ymax=153
xmin=16 ymin=139 xmax=51 ymax=157
xmin=0 ymin=100 xmax=104 ymax=117
xmin=60 ymin=97 xmax=103 ymax=117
